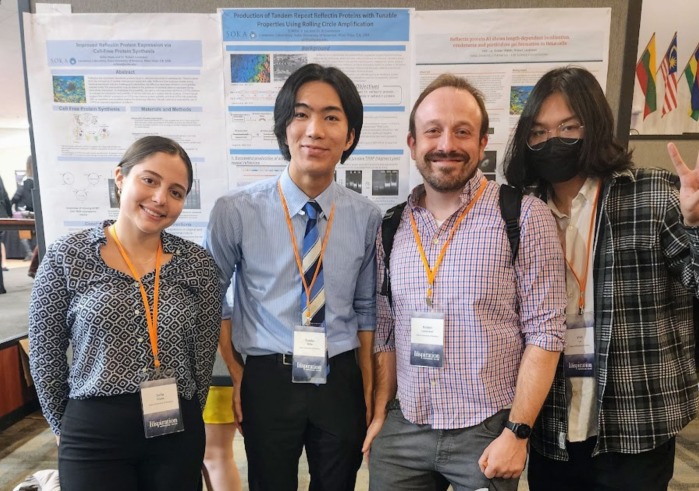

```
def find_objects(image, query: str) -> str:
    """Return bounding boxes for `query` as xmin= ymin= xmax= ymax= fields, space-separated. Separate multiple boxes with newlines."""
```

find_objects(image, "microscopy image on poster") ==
xmin=230 ymin=54 xmax=271 ymax=83
xmin=345 ymin=170 xmax=362 ymax=194
xmin=53 ymin=75 xmax=86 ymax=103
xmin=273 ymin=54 xmax=309 ymax=81
xmin=372 ymin=169 xmax=399 ymax=196
xmin=480 ymin=150 xmax=497 ymax=181
xmin=509 ymin=86 xmax=533 ymax=115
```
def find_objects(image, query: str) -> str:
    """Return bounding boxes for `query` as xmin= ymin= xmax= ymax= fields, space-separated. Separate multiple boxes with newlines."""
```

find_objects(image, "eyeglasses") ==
xmin=527 ymin=121 xmax=584 ymax=150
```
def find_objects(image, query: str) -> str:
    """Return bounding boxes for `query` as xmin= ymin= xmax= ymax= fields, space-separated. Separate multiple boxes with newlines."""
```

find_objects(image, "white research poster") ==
xmin=413 ymin=8 xmax=610 ymax=186
xmin=24 ymin=13 xmax=228 ymax=244
xmin=220 ymin=8 xmax=413 ymax=211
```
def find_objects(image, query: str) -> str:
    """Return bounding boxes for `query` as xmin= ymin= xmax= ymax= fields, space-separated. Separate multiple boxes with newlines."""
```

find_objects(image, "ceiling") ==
xmin=0 ymin=0 xmax=29 ymax=130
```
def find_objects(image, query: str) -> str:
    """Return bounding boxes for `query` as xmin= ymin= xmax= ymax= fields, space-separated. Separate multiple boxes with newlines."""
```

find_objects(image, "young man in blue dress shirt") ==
xmin=206 ymin=63 xmax=382 ymax=491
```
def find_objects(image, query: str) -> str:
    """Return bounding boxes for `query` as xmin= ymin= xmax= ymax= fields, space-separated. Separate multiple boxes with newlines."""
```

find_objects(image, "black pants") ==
xmin=58 ymin=392 xmax=205 ymax=491
xmin=528 ymin=436 xmax=676 ymax=491
xmin=241 ymin=350 xmax=366 ymax=491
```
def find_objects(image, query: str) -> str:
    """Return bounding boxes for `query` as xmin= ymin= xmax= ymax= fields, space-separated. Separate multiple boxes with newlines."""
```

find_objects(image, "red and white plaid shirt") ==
xmin=375 ymin=170 xmax=567 ymax=429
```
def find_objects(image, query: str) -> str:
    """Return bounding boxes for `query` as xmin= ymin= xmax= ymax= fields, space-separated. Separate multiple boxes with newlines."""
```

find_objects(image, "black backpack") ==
xmin=379 ymin=184 xmax=522 ymax=309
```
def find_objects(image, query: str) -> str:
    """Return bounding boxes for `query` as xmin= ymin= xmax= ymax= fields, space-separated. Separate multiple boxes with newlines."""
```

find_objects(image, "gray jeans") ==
xmin=369 ymin=404 xmax=520 ymax=491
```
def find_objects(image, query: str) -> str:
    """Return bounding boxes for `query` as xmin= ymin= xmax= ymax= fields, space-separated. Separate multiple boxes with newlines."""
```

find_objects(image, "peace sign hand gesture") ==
xmin=668 ymin=142 xmax=699 ymax=227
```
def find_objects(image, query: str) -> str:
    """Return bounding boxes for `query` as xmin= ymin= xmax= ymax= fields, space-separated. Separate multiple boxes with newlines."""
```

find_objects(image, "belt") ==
xmin=386 ymin=399 xmax=401 ymax=411
xmin=248 ymin=349 xmax=356 ymax=366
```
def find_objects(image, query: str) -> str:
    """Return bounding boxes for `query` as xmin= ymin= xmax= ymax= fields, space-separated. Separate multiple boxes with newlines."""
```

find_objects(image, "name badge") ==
xmin=564 ymin=312 xmax=595 ymax=377
xmin=292 ymin=324 xmax=327 ymax=384
xmin=140 ymin=370 xmax=184 ymax=438
xmin=410 ymin=312 xmax=445 ymax=367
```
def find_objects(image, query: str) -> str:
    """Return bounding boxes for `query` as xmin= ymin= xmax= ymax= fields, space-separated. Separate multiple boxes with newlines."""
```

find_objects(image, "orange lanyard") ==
xmin=109 ymin=225 xmax=164 ymax=369
xmin=409 ymin=177 xmax=487 ymax=307
xmin=277 ymin=181 xmax=336 ymax=324
xmin=565 ymin=182 xmax=601 ymax=315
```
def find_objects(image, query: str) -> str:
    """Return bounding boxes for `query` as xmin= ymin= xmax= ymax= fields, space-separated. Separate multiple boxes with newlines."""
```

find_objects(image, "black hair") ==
xmin=273 ymin=63 xmax=362 ymax=163
xmin=504 ymin=66 xmax=632 ymax=189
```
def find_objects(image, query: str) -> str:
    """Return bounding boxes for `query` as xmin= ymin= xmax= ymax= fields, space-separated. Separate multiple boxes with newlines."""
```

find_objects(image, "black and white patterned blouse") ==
xmin=29 ymin=221 xmax=223 ymax=435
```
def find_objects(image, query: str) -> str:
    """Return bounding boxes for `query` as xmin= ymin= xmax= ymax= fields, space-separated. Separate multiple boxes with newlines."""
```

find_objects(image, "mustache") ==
xmin=425 ymin=150 xmax=470 ymax=162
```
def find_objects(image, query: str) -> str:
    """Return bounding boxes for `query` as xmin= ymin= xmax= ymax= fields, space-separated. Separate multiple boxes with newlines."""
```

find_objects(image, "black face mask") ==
xmin=526 ymin=139 xmax=583 ymax=184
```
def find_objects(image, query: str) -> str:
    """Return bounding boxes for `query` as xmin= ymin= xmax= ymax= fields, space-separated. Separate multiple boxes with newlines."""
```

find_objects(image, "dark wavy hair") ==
xmin=504 ymin=66 xmax=632 ymax=190
xmin=273 ymin=63 xmax=363 ymax=164
xmin=115 ymin=136 xmax=193 ymax=204
xmin=409 ymin=73 xmax=489 ymax=140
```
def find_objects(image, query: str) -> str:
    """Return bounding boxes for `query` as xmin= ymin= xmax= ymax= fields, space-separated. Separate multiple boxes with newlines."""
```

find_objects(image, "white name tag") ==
xmin=410 ymin=312 xmax=445 ymax=367
xmin=292 ymin=324 xmax=327 ymax=384
xmin=140 ymin=375 xmax=184 ymax=438
xmin=564 ymin=312 xmax=595 ymax=377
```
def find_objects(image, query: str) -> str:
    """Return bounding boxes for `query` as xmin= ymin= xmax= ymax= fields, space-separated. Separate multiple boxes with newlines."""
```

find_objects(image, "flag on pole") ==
xmin=682 ymin=42 xmax=699 ymax=121
xmin=658 ymin=33 xmax=678 ymax=117
xmin=636 ymin=33 xmax=657 ymax=119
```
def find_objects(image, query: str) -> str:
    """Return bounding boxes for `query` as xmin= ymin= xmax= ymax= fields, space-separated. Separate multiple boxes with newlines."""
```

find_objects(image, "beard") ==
xmin=417 ymin=150 xmax=476 ymax=192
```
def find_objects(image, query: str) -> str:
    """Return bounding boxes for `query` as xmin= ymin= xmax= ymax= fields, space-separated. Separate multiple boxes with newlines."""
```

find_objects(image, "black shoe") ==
xmin=0 ymin=288 xmax=6 ymax=294
xmin=1 ymin=267 xmax=8 ymax=271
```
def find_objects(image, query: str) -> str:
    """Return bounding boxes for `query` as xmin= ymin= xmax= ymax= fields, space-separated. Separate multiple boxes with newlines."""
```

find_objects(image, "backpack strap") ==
xmin=499 ymin=184 xmax=522 ymax=265
xmin=380 ymin=201 xmax=407 ymax=309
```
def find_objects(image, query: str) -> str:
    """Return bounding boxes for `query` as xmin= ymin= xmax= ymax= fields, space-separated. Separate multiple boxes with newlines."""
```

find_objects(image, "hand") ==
xmin=55 ymin=435 xmax=60 ymax=446
xmin=477 ymin=430 xmax=528 ymax=480
xmin=232 ymin=373 xmax=244 ymax=436
xmin=361 ymin=412 xmax=386 ymax=460
xmin=668 ymin=143 xmax=699 ymax=226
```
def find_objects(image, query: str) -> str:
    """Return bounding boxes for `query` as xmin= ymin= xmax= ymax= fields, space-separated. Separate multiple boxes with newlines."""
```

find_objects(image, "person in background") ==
xmin=12 ymin=155 xmax=35 ymax=260
xmin=0 ymin=174 xmax=11 ymax=293
xmin=202 ymin=308 xmax=242 ymax=491
xmin=504 ymin=66 xmax=699 ymax=491
xmin=205 ymin=63 xmax=381 ymax=491
xmin=29 ymin=136 xmax=224 ymax=491
xmin=363 ymin=73 xmax=567 ymax=490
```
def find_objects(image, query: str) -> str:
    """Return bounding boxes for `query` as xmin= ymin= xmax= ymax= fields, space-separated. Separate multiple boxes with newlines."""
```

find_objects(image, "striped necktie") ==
xmin=301 ymin=201 xmax=325 ymax=325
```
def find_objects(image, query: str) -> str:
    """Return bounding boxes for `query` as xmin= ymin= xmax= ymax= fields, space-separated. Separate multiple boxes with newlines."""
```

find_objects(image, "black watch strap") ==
xmin=505 ymin=420 xmax=531 ymax=439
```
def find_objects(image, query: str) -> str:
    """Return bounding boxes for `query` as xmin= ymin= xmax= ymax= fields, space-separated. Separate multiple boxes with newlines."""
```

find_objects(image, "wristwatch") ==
xmin=505 ymin=420 xmax=532 ymax=439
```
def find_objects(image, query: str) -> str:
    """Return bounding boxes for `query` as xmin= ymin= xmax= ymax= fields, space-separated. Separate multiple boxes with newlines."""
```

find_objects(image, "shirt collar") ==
xmin=408 ymin=169 xmax=485 ymax=209
xmin=547 ymin=177 xmax=600 ymax=218
xmin=279 ymin=166 xmax=335 ymax=218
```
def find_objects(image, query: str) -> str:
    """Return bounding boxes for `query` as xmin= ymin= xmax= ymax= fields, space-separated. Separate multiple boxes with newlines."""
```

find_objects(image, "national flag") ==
xmin=682 ymin=42 xmax=699 ymax=121
xmin=658 ymin=33 xmax=678 ymax=117
xmin=636 ymin=33 xmax=657 ymax=119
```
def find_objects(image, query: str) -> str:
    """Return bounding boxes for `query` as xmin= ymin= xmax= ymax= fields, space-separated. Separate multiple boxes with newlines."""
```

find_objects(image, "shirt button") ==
xmin=432 ymin=238 xmax=439 ymax=245
xmin=142 ymin=367 xmax=148 ymax=373
xmin=135 ymin=310 xmax=140 ymax=316
xmin=137 ymin=337 xmax=144 ymax=343
xmin=175 ymin=249 xmax=180 ymax=255
xmin=431 ymin=380 xmax=437 ymax=387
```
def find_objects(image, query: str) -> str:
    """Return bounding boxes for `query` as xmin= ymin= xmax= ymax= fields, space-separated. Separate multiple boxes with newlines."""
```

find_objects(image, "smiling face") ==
xmin=408 ymin=86 xmax=488 ymax=194
xmin=114 ymin=151 xmax=189 ymax=238
xmin=286 ymin=80 xmax=354 ymax=194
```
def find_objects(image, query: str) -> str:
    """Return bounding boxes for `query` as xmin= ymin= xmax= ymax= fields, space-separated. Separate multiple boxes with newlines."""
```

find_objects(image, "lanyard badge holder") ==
xmin=278 ymin=182 xmax=334 ymax=384
xmin=109 ymin=225 xmax=184 ymax=438
xmin=563 ymin=183 xmax=600 ymax=378
xmin=409 ymin=178 xmax=487 ymax=368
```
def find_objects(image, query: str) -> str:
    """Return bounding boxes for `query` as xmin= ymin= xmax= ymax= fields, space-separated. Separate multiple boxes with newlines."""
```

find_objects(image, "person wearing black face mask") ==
xmin=504 ymin=66 xmax=699 ymax=491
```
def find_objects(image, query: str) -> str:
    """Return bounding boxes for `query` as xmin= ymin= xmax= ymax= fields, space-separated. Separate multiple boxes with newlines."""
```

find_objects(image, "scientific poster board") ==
xmin=23 ymin=7 xmax=612 ymax=244
xmin=24 ymin=13 xmax=227 ymax=243
xmin=413 ymin=8 xmax=610 ymax=184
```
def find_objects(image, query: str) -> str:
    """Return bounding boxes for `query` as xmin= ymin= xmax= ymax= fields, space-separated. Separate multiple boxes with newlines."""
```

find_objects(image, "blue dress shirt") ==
xmin=205 ymin=168 xmax=382 ymax=357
